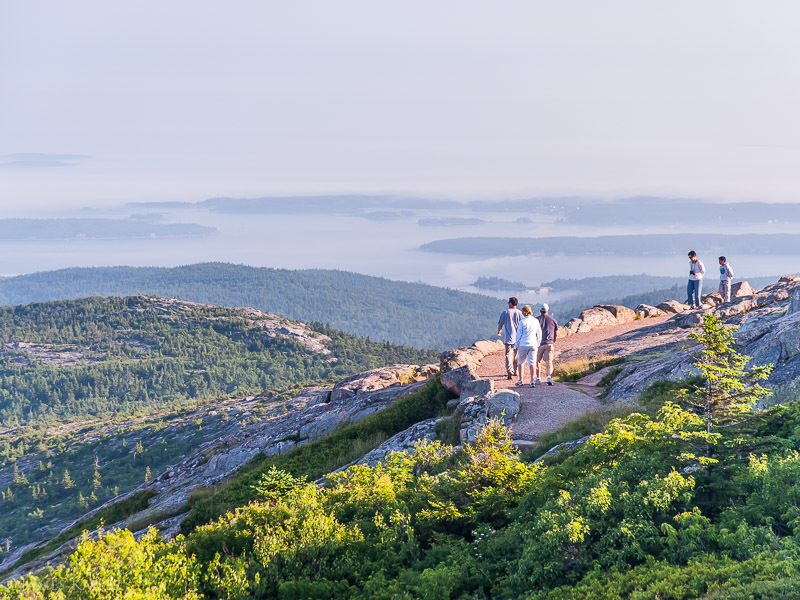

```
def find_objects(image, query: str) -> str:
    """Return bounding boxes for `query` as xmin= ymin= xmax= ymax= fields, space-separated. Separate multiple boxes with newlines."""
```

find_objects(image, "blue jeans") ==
xmin=687 ymin=279 xmax=702 ymax=307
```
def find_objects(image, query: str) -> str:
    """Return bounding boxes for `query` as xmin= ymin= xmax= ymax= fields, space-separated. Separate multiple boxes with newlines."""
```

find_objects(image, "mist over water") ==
xmin=2 ymin=202 xmax=798 ymax=295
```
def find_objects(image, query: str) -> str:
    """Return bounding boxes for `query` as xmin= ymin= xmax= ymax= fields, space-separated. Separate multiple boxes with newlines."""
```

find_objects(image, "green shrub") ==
xmin=1 ymin=529 xmax=201 ymax=600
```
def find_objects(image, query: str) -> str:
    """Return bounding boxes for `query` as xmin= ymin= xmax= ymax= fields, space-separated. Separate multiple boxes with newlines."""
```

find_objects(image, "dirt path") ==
xmin=476 ymin=315 xmax=672 ymax=444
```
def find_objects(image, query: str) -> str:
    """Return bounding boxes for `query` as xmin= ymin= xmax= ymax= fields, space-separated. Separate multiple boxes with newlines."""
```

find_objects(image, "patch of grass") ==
xmin=598 ymin=365 xmax=624 ymax=388
xmin=126 ymin=506 xmax=188 ymax=533
xmin=319 ymin=432 xmax=390 ymax=473
xmin=638 ymin=376 xmax=703 ymax=413
xmin=186 ymin=487 xmax=215 ymax=507
xmin=435 ymin=417 xmax=461 ymax=446
xmin=180 ymin=378 xmax=453 ymax=533
xmin=598 ymin=366 xmax=625 ymax=399
xmin=553 ymin=355 xmax=624 ymax=382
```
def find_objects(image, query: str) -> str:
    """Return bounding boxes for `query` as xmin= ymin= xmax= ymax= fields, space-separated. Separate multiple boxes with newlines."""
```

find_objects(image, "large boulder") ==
xmin=441 ymin=364 xmax=478 ymax=396
xmin=440 ymin=340 xmax=503 ymax=373
xmin=457 ymin=387 xmax=519 ymax=444
xmin=564 ymin=318 xmax=585 ymax=335
xmin=670 ymin=309 xmax=709 ymax=329
xmin=485 ymin=390 xmax=520 ymax=425
xmin=472 ymin=340 xmax=504 ymax=355
xmin=343 ymin=418 xmax=442 ymax=469
xmin=636 ymin=304 xmax=665 ymax=318
xmin=597 ymin=304 xmax=637 ymax=324
xmin=459 ymin=379 xmax=493 ymax=402
xmin=702 ymin=292 xmax=724 ymax=306
xmin=330 ymin=364 xmax=431 ymax=402
xmin=657 ymin=300 xmax=687 ymax=314
xmin=459 ymin=396 xmax=488 ymax=444
xmin=732 ymin=281 xmax=755 ymax=298
xmin=580 ymin=306 xmax=617 ymax=328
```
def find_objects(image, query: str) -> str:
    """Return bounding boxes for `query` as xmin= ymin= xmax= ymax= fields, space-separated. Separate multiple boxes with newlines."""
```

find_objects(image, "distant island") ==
xmin=125 ymin=196 xmax=800 ymax=228
xmin=418 ymin=217 xmax=486 ymax=227
xmin=472 ymin=276 xmax=528 ymax=290
xmin=420 ymin=233 xmax=800 ymax=257
xmin=0 ymin=217 xmax=216 ymax=241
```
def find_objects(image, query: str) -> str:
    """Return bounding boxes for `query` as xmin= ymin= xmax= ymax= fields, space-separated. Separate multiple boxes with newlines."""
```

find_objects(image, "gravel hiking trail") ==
xmin=476 ymin=315 xmax=672 ymax=446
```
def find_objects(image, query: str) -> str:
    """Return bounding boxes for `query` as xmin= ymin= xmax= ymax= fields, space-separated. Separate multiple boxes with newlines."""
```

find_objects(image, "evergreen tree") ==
xmin=678 ymin=314 xmax=773 ymax=434
xmin=11 ymin=463 xmax=27 ymax=486
xmin=61 ymin=469 xmax=75 ymax=490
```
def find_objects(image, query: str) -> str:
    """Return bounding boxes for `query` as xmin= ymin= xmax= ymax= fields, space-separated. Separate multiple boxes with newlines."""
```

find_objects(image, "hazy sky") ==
xmin=2 ymin=1 xmax=800 ymax=213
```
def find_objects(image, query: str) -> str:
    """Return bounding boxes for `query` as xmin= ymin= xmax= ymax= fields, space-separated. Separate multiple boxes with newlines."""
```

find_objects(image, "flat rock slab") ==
xmin=508 ymin=382 xmax=603 ymax=442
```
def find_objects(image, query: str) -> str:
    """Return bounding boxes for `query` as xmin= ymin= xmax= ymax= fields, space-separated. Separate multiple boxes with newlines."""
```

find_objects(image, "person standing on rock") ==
xmin=535 ymin=303 xmax=558 ymax=386
xmin=497 ymin=297 xmax=523 ymax=380
xmin=514 ymin=305 xmax=542 ymax=387
xmin=687 ymin=250 xmax=706 ymax=309
xmin=718 ymin=256 xmax=734 ymax=303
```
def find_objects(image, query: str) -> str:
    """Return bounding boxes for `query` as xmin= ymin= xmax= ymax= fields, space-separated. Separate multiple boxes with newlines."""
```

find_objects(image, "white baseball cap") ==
xmin=540 ymin=303 xmax=549 ymax=312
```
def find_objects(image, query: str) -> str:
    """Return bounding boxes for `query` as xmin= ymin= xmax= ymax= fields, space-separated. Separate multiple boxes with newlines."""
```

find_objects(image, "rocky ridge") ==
xmin=596 ymin=276 xmax=800 ymax=402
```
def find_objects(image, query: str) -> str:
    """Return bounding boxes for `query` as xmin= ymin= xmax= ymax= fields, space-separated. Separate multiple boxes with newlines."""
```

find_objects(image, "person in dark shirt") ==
xmin=535 ymin=303 xmax=559 ymax=386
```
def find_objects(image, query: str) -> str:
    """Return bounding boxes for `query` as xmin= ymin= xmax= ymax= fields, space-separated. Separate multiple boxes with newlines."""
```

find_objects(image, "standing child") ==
xmin=719 ymin=256 xmax=734 ymax=302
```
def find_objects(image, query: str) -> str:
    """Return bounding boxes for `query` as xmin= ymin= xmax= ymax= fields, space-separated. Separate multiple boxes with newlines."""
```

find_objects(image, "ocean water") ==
xmin=1 ymin=206 xmax=798 ymax=293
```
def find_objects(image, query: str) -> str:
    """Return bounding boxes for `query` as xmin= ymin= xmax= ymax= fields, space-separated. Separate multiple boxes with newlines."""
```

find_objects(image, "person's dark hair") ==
xmin=719 ymin=256 xmax=726 ymax=263
xmin=688 ymin=250 xmax=697 ymax=258
xmin=508 ymin=297 xmax=518 ymax=307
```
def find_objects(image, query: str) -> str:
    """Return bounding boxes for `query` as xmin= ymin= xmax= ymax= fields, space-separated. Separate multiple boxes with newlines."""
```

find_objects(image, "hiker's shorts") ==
xmin=537 ymin=343 xmax=555 ymax=364
xmin=517 ymin=345 xmax=537 ymax=366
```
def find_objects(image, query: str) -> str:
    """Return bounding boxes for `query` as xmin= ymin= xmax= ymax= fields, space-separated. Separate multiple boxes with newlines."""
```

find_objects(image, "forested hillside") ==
xmin=0 ymin=296 xmax=436 ymax=555
xmin=0 ymin=264 xmax=500 ymax=350
xmin=0 ymin=295 xmax=436 ymax=427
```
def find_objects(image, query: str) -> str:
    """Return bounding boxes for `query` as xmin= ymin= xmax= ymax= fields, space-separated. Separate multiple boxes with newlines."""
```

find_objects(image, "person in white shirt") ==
xmin=687 ymin=250 xmax=706 ymax=309
xmin=514 ymin=305 xmax=542 ymax=387
xmin=718 ymin=256 xmax=734 ymax=302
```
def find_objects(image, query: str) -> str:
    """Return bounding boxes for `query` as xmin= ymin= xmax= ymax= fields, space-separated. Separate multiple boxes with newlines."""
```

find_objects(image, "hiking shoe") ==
xmin=515 ymin=380 xmax=524 ymax=386
xmin=547 ymin=379 xmax=554 ymax=386
xmin=530 ymin=381 xmax=536 ymax=388
xmin=534 ymin=378 xmax=541 ymax=386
